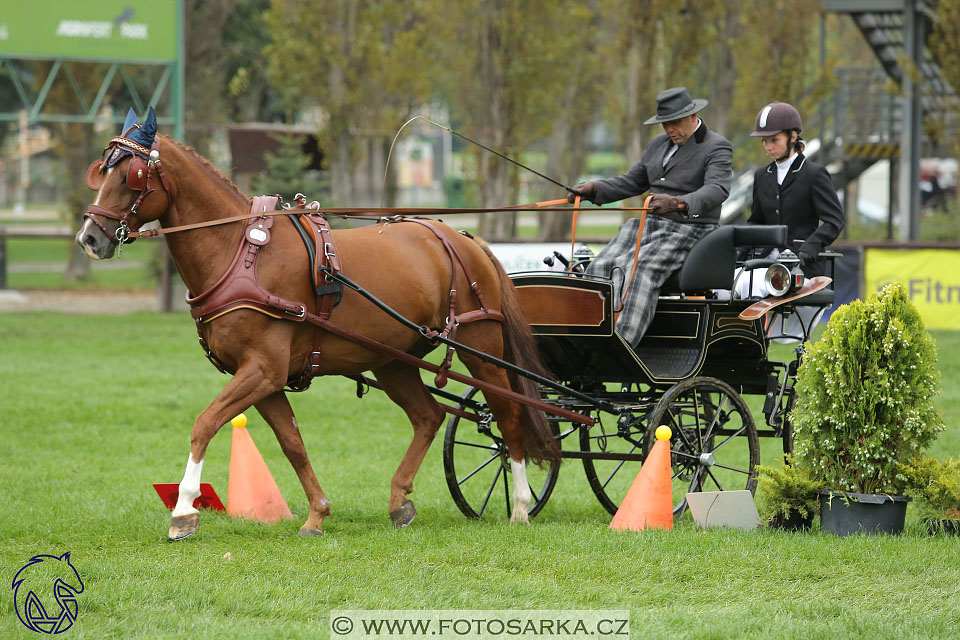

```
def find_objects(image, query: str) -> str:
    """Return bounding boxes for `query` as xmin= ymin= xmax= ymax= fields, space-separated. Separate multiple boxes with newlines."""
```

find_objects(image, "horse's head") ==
xmin=76 ymin=107 xmax=171 ymax=259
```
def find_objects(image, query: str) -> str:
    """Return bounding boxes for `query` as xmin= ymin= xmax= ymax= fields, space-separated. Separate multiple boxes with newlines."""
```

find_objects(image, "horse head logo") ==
xmin=11 ymin=552 xmax=84 ymax=634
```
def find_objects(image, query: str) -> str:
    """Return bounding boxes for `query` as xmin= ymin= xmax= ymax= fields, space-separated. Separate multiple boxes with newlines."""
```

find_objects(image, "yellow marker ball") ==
xmin=231 ymin=413 xmax=248 ymax=429
xmin=655 ymin=425 xmax=672 ymax=441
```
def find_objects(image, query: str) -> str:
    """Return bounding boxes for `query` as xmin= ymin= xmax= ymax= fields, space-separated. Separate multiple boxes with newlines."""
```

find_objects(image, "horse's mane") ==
xmin=158 ymin=134 xmax=248 ymax=202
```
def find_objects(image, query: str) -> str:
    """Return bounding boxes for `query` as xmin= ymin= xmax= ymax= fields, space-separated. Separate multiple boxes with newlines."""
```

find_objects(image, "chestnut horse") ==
xmin=75 ymin=108 xmax=559 ymax=540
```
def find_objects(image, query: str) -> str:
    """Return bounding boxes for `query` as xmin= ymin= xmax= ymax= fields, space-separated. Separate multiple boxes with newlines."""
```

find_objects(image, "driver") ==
xmin=567 ymin=87 xmax=733 ymax=347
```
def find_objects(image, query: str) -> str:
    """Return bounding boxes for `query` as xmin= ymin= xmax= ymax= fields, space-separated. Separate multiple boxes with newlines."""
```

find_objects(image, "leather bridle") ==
xmin=84 ymin=133 xmax=171 ymax=249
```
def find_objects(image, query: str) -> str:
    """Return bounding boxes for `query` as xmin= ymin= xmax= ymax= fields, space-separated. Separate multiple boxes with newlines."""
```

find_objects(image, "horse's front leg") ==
xmin=255 ymin=391 xmax=331 ymax=536
xmin=169 ymin=360 xmax=285 ymax=541
xmin=373 ymin=362 xmax=445 ymax=528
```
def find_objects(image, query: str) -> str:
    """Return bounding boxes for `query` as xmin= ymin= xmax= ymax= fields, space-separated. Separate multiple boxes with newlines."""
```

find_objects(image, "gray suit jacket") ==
xmin=592 ymin=123 xmax=733 ymax=223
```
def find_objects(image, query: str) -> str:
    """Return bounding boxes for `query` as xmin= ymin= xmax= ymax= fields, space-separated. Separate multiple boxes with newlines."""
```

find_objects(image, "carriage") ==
xmin=77 ymin=109 xmax=837 ymax=537
xmin=441 ymin=224 xmax=837 ymax=520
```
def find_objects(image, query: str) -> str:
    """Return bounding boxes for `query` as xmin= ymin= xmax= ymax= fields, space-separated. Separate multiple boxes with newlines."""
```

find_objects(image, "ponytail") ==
xmin=792 ymin=130 xmax=805 ymax=154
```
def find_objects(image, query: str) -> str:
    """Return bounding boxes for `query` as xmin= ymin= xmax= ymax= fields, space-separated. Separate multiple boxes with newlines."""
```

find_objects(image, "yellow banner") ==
xmin=864 ymin=248 xmax=960 ymax=329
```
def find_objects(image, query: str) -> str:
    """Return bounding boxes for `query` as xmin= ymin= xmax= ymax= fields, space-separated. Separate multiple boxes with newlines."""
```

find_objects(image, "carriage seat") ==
xmin=661 ymin=225 xmax=788 ymax=294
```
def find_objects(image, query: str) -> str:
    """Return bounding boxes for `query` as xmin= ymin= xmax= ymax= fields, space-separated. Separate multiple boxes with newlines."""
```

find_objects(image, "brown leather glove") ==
xmin=648 ymin=193 xmax=687 ymax=216
xmin=567 ymin=182 xmax=597 ymax=203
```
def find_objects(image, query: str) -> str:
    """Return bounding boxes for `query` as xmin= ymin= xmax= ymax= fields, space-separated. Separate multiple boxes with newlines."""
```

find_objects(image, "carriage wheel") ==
xmin=442 ymin=386 xmax=560 ymax=519
xmin=644 ymin=377 xmax=759 ymax=516
xmin=579 ymin=410 xmax=652 ymax=516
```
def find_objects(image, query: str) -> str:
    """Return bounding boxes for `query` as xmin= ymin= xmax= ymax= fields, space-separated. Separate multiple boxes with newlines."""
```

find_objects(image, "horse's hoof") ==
xmin=298 ymin=526 xmax=325 ymax=537
xmin=168 ymin=513 xmax=199 ymax=541
xmin=390 ymin=500 xmax=417 ymax=528
xmin=510 ymin=512 xmax=530 ymax=525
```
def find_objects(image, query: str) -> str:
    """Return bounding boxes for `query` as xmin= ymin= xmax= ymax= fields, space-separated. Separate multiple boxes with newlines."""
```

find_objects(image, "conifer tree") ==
xmin=251 ymin=134 xmax=322 ymax=199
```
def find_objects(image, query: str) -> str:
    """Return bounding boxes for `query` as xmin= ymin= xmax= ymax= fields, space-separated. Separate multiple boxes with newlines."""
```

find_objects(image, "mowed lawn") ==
xmin=1 ymin=312 xmax=959 ymax=639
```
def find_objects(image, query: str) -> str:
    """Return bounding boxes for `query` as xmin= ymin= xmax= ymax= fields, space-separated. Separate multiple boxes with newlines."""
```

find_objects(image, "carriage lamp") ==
xmin=764 ymin=263 xmax=792 ymax=297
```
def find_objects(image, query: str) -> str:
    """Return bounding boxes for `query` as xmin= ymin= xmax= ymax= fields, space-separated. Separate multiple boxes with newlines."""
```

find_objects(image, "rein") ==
xmin=128 ymin=202 xmax=652 ymax=240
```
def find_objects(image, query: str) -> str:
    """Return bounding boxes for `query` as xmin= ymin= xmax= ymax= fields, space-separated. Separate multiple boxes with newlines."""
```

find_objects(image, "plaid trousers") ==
xmin=586 ymin=216 xmax=716 ymax=346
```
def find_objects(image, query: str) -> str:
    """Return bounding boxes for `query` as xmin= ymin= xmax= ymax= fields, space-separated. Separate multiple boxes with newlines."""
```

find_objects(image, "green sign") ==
xmin=0 ymin=0 xmax=177 ymax=62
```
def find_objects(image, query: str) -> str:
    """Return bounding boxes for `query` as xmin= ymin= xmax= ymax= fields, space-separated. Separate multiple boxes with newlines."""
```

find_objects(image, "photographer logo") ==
xmin=12 ymin=552 xmax=84 ymax=634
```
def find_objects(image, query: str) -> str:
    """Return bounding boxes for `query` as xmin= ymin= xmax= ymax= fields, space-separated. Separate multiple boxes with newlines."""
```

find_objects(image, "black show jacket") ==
xmin=748 ymin=153 xmax=845 ymax=277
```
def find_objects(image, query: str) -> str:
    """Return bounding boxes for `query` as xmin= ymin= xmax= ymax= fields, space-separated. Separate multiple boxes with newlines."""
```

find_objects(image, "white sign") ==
xmin=488 ymin=243 xmax=592 ymax=274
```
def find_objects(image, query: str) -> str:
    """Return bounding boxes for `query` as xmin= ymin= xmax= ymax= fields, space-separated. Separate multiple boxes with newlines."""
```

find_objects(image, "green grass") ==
xmin=7 ymin=268 xmax=156 ymax=291
xmin=3 ymin=237 xmax=159 ymax=290
xmin=1 ymin=313 xmax=959 ymax=639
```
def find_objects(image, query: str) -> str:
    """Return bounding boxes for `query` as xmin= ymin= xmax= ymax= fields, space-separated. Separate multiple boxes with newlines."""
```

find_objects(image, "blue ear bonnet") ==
xmin=107 ymin=106 xmax=157 ymax=168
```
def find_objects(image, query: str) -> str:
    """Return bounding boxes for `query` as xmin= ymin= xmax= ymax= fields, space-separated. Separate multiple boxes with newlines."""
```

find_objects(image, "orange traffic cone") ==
xmin=226 ymin=413 xmax=293 ymax=522
xmin=609 ymin=425 xmax=674 ymax=532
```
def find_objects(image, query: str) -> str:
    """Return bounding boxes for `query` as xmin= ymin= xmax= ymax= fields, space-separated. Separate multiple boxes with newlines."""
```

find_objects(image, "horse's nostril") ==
xmin=84 ymin=235 xmax=96 ymax=247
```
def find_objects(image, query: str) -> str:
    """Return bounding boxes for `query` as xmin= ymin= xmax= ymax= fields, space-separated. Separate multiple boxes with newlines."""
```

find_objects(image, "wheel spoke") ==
xmin=711 ymin=425 xmax=747 ymax=452
xmin=705 ymin=467 xmax=724 ymax=491
xmin=688 ymin=468 xmax=703 ymax=494
xmin=478 ymin=464 xmax=503 ymax=516
xmin=503 ymin=459 xmax=512 ymax=517
xmin=673 ymin=418 xmax=698 ymax=452
xmin=693 ymin=393 xmax=705 ymax=449
xmin=600 ymin=447 xmax=636 ymax=490
xmin=713 ymin=462 xmax=752 ymax=475
xmin=458 ymin=452 xmax=501 ymax=486
xmin=454 ymin=439 xmax=500 ymax=451
xmin=697 ymin=393 xmax=726 ymax=444
xmin=530 ymin=481 xmax=542 ymax=505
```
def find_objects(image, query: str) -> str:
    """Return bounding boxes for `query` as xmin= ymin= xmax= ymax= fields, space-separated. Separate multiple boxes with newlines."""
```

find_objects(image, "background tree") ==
xmin=430 ymin=0 xmax=592 ymax=239
xmin=251 ymin=133 xmax=323 ymax=198
xmin=183 ymin=0 xmax=233 ymax=158
xmin=931 ymin=0 xmax=960 ymax=158
xmin=263 ymin=0 xmax=435 ymax=207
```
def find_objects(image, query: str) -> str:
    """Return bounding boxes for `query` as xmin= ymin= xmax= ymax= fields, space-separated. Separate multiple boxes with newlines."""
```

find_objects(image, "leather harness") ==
xmin=187 ymin=196 xmax=503 ymax=391
xmin=84 ymin=135 xmax=171 ymax=249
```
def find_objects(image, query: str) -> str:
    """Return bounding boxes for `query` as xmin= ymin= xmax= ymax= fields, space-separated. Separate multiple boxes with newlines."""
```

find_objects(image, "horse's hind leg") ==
xmin=457 ymin=351 xmax=532 ymax=524
xmin=373 ymin=362 xmax=445 ymax=528
xmin=255 ymin=391 xmax=331 ymax=537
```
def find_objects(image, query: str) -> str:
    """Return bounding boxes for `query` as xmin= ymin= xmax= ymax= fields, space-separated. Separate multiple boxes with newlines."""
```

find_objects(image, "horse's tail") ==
xmin=473 ymin=237 xmax=561 ymax=465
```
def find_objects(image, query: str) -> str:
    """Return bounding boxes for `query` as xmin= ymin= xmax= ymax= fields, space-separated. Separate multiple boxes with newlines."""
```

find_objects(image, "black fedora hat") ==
xmin=644 ymin=87 xmax=709 ymax=125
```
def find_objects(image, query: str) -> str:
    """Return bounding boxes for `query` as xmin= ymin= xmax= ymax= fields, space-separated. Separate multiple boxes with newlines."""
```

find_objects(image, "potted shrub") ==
xmin=790 ymin=282 xmax=945 ymax=535
xmin=901 ymin=456 xmax=960 ymax=535
xmin=756 ymin=455 xmax=823 ymax=530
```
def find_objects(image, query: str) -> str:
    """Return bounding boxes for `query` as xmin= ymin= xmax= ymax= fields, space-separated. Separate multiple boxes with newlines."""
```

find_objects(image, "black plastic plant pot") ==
xmin=818 ymin=490 xmax=910 ymax=536
xmin=769 ymin=509 xmax=814 ymax=531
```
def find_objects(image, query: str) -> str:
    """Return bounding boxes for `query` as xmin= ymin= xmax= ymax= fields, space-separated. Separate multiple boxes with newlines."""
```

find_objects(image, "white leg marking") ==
xmin=172 ymin=454 xmax=204 ymax=517
xmin=510 ymin=458 xmax=532 ymax=524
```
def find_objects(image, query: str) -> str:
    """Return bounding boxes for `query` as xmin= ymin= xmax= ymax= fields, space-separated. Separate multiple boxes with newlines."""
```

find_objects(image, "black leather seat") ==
xmin=661 ymin=225 xmax=789 ymax=294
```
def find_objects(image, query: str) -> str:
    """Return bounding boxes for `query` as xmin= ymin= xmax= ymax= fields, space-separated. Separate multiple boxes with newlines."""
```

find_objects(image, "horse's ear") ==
xmin=141 ymin=106 xmax=157 ymax=142
xmin=121 ymin=108 xmax=138 ymax=136
xmin=85 ymin=160 xmax=103 ymax=190
xmin=127 ymin=106 xmax=158 ymax=149
xmin=59 ymin=552 xmax=71 ymax=562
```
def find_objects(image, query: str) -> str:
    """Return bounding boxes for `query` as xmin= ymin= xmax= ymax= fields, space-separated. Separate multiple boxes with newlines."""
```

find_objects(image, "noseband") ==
xmin=84 ymin=135 xmax=171 ymax=248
